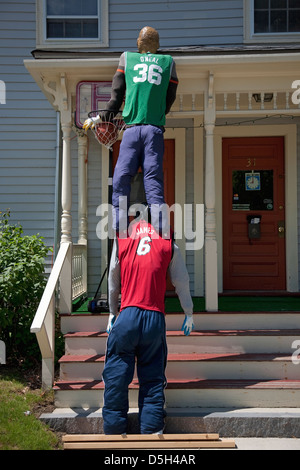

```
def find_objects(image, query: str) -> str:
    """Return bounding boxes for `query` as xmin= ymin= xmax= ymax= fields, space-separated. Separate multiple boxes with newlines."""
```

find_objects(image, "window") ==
xmin=37 ymin=0 xmax=108 ymax=48
xmin=254 ymin=0 xmax=300 ymax=33
xmin=46 ymin=0 xmax=99 ymax=39
xmin=232 ymin=170 xmax=274 ymax=211
xmin=244 ymin=0 xmax=300 ymax=42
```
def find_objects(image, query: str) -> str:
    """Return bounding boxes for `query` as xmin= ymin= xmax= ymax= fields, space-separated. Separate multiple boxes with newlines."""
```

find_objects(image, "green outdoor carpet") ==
xmin=72 ymin=296 xmax=300 ymax=313
xmin=165 ymin=296 xmax=300 ymax=312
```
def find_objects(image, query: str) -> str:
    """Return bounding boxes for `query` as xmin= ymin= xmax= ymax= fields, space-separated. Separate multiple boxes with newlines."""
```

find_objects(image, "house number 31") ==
xmin=246 ymin=158 xmax=256 ymax=168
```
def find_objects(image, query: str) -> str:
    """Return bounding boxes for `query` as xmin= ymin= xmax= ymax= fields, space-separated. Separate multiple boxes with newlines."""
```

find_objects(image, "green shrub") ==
xmin=0 ymin=210 xmax=51 ymax=367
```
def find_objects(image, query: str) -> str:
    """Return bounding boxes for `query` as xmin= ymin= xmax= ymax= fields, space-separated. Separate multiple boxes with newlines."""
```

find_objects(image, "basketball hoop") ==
xmin=88 ymin=110 xmax=126 ymax=150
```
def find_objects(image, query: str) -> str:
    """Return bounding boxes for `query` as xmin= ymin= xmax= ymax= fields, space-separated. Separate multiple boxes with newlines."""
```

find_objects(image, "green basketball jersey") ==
xmin=122 ymin=51 xmax=174 ymax=126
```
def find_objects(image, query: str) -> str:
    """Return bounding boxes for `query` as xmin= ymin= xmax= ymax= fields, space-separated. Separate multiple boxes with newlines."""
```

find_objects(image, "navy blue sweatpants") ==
xmin=112 ymin=125 xmax=167 ymax=233
xmin=102 ymin=307 xmax=167 ymax=434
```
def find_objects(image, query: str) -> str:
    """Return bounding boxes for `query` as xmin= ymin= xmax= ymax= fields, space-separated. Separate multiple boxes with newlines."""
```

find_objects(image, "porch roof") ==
xmin=31 ymin=43 xmax=300 ymax=59
xmin=24 ymin=49 xmax=300 ymax=116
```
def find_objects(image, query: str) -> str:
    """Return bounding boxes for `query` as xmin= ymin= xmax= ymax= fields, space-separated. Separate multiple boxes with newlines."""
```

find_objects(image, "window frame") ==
xmin=36 ymin=0 xmax=109 ymax=49
xmin=244 ymin=0 xmax=300 ymax=43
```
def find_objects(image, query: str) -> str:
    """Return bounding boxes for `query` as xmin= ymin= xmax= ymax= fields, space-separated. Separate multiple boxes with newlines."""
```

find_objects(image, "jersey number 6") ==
xmin=136 ymin=236 xmax=152 ymax=256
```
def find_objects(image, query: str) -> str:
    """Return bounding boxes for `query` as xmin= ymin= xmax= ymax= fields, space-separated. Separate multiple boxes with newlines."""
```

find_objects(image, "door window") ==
xmin=232 ymin=170 xmax=274 ymax=211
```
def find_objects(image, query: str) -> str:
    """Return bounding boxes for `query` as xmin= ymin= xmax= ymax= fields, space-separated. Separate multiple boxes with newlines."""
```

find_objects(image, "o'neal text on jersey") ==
xmin=140 ymin=55 xmax=159 ymax=64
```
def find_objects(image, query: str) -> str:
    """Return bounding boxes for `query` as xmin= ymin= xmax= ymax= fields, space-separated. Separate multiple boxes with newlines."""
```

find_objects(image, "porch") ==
xmin=40 ymin=296 xmax=300 ymax=436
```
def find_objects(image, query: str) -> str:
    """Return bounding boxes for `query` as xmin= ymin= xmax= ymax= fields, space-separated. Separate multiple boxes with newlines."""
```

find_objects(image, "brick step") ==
xmin=60 ymin=311 xmax=300 ymax=334
xmin=53 ymin=378 xmax=300 ymax=408
xmin=64 ymin=329 xmax=300 ymax=355
xmin=58 ymin=352 xmax=300 ymax=381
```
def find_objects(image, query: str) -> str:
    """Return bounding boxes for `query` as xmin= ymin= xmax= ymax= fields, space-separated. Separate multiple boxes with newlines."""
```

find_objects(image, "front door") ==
xmin=222 ymin=137 xmax=286 ymax=291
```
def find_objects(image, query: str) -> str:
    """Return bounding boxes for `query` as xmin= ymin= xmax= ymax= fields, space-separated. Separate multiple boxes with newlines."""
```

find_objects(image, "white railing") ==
xmin=216 ymin=90 xmax=300 ymax=114
xmin=0 ymin=340 xmax=6 ymax=364
xmin=170 ymin=90 xmax=300 ymax=115
xmin=72 ymin=244 xmax=87 ymax=300
xmin=30 ymin=242 xmax=76 ymax=388
xmin=31 ymin=241 xmax=88 ymax=389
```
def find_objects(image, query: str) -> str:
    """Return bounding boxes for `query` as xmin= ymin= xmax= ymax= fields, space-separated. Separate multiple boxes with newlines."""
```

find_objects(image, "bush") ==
xmin=0 ymin=210 xmax=51 ymax=367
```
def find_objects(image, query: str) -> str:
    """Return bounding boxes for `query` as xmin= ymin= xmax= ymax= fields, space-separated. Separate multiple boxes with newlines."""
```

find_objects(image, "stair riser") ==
xmin=64 ymin=335 xmax=299 ymax=355
xmin=59 ymin=360 xmax=300 ymax=382
xmin=167 ymin=336 xmax=298 ymax=354
xmin=65 ymin=338 xmax=107 ymax=356
xmin=61 ymin=313 xmax=300 ymax=334
xmin=54 ymin=388 xmax=300 ymax=409
xmin=166 ymin=314 xmax=300 ymax=331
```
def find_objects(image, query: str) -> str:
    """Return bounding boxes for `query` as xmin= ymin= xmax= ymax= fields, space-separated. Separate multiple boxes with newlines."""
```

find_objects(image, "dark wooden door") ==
xmin=222 ymin=137 xmax=286 ymax=291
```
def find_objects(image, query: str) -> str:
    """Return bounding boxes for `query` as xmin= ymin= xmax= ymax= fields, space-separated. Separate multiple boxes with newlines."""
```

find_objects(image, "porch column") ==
xmin=60 ymin=121 xmax=72 ymax=243
xmin=204 ymin=73 xmax=218 ymax=311
xmin=77 ymin=132 xmax=88 ymax=245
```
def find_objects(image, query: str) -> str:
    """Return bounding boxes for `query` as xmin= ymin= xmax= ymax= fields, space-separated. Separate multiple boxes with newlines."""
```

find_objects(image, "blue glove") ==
xmin=181 ymin=315 xmax=194 ymax=336
xmin=106 ymin=313 xmax=116 ymax=334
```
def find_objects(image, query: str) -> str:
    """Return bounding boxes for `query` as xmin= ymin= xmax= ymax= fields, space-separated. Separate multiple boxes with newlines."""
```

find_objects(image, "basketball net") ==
xmin=88 ymin=110 xmax=126 ymax=150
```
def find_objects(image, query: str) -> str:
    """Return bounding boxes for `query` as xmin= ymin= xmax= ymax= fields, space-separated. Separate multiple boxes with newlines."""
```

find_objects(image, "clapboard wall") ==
xmin=3 ymin=1 xmax=300 ymax=294
xmin=0 ymin=0 xmax=57 ymax=271
xmin=108 ymin=0 xmax=244 ymax=50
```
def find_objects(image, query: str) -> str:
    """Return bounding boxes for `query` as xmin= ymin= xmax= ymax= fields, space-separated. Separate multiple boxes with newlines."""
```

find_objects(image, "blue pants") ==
xmin=112 ymin=125 xmax=166 ymax=233
xmin=102 ymin=307 xmax=167 ymax=434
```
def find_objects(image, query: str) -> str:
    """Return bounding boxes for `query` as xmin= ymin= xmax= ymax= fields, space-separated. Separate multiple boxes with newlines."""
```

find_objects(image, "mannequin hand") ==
xmin=181 ymin=315 xmax=194 ymax=336
xmin=83 ymin=115 xmax=101 ymax=131
xmin=106 ymin=313 xmax=116 ymax=334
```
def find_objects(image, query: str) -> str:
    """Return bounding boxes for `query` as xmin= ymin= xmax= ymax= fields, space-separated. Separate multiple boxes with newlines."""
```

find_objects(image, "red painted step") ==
xmin=53 ymin=378 xmax=300 ymax=391
xmin=58 ymin=352 xmax=295 ymax=364
xmin=64 ymin=329 xmax=300 ymax=338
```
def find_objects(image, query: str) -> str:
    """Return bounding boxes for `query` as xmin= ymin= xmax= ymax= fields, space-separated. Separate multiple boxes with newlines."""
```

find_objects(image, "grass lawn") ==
xmin=0 ymin=366 xmax=62 ymax=450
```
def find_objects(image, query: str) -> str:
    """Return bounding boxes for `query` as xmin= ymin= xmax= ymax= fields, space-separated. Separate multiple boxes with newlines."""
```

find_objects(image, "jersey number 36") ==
xmin=133 ymin=64 xmax=163 ymax=86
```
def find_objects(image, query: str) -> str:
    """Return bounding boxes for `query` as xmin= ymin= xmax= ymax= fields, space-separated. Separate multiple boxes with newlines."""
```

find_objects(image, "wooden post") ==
xmin=204 ymin=72 xmax=218 ymax=312
xmin=61 ymin=121 xmax=72 ymax=244
xmin=77 ymin=132 xmax=88 ymax=245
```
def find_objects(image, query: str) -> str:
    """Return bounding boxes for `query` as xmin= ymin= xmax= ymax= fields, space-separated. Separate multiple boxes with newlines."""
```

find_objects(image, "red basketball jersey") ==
xmin=117 ymin=221 xmax=173 ymax=314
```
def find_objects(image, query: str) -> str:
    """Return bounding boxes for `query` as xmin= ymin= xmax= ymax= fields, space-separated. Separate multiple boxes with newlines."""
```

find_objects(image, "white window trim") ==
xmin=244 ymin=0 xmax=300 ymax=44
xmin=36 ymin=0 xmax=108 ymax=49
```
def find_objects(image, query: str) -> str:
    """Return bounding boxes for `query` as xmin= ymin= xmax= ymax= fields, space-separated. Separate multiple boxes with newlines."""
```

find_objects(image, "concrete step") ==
xmin=58 ymin=352 xmax=300 ymax=381
xmin=60 ymin=311 xmax=300 ymax=334
xmin=64 ymin=329 xmax=300 ymax=355
xmin=39 ymin=407 xmax=300 ymax=438
xmin=53 ymin=378 xmax=300 ymax=409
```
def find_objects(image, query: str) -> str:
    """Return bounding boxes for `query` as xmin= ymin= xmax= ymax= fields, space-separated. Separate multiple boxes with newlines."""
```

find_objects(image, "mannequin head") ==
xmin=137 ymin=26 xmax=160 ymax=54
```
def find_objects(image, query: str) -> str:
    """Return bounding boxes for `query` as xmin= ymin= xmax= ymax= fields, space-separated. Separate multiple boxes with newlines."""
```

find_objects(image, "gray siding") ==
xmin=0 ymin=0 xmax=57 ymax=266
xmin=70 ymin=135 xmax=104 ymax=296
xmin=109 ymin=0 xmax=244 ymax=50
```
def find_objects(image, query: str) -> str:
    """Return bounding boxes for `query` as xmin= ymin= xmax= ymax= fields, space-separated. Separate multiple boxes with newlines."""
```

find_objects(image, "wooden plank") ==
xmin=63 ymin=439 xmax=236 ymax=450
xmin=63 ymin=433 xmax=220 ymax=442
